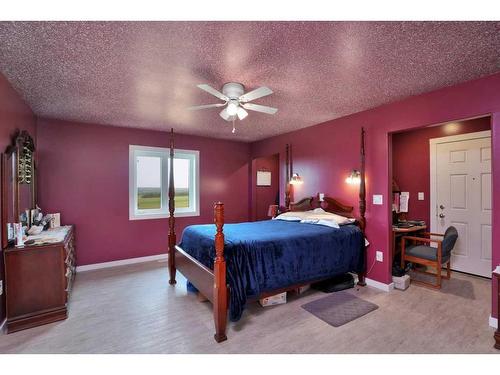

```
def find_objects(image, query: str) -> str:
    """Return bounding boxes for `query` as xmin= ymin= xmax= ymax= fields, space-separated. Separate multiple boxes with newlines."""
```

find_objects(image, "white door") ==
xmin=431 ymin=131 xmax=492 ymax=278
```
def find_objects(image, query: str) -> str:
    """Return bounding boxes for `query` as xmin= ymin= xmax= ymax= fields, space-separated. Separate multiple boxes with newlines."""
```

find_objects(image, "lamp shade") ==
xmin=345 ymin=170 xmax=361 ymax=185
xmin=290 ymin=173 xmax=303 ymax=185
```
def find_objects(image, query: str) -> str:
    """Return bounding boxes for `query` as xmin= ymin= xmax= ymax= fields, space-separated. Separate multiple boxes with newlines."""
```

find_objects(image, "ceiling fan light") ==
xmin=236 ymin=107 xmax=248 ymax=120
xmin=219 ymin=107 xmax=235 ymax=121
xmin=227 ymin=100 xmax=239 ymax=116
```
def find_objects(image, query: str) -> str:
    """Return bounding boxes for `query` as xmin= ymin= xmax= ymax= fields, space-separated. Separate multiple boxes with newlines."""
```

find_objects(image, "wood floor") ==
xmin=0 ymin=260 xmax=497 ymax=353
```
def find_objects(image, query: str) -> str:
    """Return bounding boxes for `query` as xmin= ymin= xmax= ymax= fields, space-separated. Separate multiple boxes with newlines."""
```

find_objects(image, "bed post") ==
xmin=168 ymin=128 xmax=177 ymax=285
xmin=285 ymin=144 xmax=291 ymax=210
xmin=213 ymin=202 xmax=228 ymax=343
xmin=358 ymin=127 xmax=367 ymax=286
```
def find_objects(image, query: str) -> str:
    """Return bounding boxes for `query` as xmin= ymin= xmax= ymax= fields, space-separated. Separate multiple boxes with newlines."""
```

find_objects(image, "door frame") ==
xmin=429 ymin=129 xmax=492 ymax=241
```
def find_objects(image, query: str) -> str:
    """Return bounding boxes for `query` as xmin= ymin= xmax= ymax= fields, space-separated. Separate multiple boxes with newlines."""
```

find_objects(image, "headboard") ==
xmin=321 ymin=196 xmax=354 ymax=217
xmin=289 ymin=197 xmax=314 ymax=212
xmin=289 ymin=195 xmax=354 ymax=218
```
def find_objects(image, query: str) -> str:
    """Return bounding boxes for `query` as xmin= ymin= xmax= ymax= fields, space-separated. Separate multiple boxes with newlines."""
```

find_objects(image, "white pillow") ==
xmin=326 ymin=213 xmax=356 ymax=225
xmin=274 ymin=209 xmax=355 ymax=227
xmin=273 ymin=211 xmax=308 ymax=221
xmin=301 ymin=211 xmax=355 ymax=227
xmin=300 ymin=218 xmax=340 ymax=228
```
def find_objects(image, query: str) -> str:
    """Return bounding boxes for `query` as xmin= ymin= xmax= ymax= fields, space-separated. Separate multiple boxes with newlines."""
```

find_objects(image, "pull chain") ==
xmin=232 ymin=119 xmax=236 ymax=134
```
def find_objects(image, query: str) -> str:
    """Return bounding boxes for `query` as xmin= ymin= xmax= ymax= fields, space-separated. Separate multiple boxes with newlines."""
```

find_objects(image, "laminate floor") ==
xmin=0 ymin=260 xmax=497 ymax=353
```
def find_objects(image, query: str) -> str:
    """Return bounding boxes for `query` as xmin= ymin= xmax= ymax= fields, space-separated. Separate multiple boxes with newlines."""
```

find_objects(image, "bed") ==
xmin=166 ymin=128 xmax=367 ymax=343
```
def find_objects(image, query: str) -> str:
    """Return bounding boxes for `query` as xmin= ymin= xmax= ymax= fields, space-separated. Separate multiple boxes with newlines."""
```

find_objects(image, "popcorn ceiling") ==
xmin=0 ymin=21 xmax=498 ymax=142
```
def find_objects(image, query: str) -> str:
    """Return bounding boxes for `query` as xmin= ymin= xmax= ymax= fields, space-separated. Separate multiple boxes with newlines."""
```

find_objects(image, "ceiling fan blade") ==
xmin=241 ymin=103 xmax=278 ymax=115
xmin=239 ymin=86 xmax=273 ymax=102
xmin=219 ymin=107 xmax=235 ymax=121
xmin=197 ymin=84 xmax=229 ymax=101
xmin=188 ymin=103 xmax=226 ymax=111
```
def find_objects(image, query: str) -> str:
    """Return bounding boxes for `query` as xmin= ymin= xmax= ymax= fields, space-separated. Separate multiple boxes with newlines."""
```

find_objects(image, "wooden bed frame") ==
xmin=168 ymin=127 xmax=367 ymax=343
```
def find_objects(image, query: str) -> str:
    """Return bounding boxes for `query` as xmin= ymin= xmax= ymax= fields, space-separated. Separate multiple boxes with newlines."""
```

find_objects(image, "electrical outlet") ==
xmin=0 ymin=280 xmax=3 ymax=296
xmin=319 ymin=193 xmax=324 ymax=201
xmin=372 ymin=194 xmax=383 ymax=205
xmin=376 ymin=251 xmax=383 ymax=262
xmin=418 ymin=192 xmax=425 ymax=200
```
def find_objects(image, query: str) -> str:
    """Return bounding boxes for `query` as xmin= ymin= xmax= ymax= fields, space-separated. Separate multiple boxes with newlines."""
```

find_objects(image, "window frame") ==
xmin=129 ymin=145 xmax=200 ymax=220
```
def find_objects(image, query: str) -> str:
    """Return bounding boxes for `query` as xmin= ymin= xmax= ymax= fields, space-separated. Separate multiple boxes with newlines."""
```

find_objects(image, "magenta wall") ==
xmin=0 ymin=73 xmax=37 ymax=324
xmin=251 ymin=154 xmax=279 ymax=221
xmin=3 ymin=70 xmax=500 ymax=324
xmin=36 ymin=118 xmax=251 ymax=266
xmin=392 ymin=117 xmax=491 ymax=225
xmin=251 ymin=73 xmax=500 ymax=320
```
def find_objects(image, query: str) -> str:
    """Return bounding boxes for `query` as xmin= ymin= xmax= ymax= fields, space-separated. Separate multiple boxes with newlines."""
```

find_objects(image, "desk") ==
xmin=494 ymin=268 xmax=500 ymax=350
xmin=391 ymin=225 xmax=427 ymax=267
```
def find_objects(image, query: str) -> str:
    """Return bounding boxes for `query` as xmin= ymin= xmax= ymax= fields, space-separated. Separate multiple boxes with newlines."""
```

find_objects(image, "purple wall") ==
xmin=36 ymin=118 xmax=251 ymax=266
xmin=392 ymin=117 xmax=491 ymax=225
xmin=251 ymin=73 xmax=500 ymax=319
xmin=0 ymin=73 xmax=37 ymax=324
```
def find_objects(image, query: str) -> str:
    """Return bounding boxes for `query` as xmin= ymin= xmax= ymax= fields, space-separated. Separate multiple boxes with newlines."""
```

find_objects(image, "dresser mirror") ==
xmin=2 ymin=130 xmax=37 ymax=249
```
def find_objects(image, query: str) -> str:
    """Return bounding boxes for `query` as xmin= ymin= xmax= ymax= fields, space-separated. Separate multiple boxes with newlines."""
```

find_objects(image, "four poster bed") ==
xmin=167 ymin=128 xmax=367 ymax=343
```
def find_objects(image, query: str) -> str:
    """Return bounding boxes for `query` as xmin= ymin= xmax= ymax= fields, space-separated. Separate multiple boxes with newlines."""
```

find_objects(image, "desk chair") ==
xmin=401 ymin=226 xmax=458 ymax=289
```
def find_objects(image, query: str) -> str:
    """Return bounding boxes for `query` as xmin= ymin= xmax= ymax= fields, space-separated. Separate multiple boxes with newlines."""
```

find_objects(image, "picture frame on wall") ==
xmin=256 ymin=170 xmax=272 ymax=186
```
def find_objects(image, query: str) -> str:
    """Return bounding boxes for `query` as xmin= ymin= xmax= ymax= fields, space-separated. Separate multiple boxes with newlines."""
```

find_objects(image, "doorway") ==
xmin=250 ymin=153 xmax=280 ymax=221
xmin=430 ymin=130 xmax=492 ymax=277
xmin=390 ymin=116 xmax=492 ymax=278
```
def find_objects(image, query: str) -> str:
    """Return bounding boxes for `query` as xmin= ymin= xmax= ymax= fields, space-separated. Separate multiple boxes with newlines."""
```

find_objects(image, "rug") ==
xmin=301 ymin=291 xmax=379 ymax=327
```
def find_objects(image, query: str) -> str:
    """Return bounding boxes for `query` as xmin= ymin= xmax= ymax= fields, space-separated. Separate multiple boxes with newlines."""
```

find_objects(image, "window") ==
xmin=129 ymin=145 xmax=199 ymax=220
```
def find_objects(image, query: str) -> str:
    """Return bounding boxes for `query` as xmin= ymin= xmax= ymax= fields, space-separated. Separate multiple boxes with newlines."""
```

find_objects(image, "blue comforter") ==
xmin=179 ymin=220 xmax=364 ymax=321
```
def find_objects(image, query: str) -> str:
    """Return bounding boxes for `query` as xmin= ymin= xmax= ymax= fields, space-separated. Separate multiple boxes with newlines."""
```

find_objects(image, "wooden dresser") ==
xmin=3 ymin=225 xmax=75 ymax=333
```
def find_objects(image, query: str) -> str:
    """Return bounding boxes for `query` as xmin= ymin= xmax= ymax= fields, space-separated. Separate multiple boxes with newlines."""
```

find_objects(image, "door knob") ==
xmin=439 ymin=204 xmax=445 ymax=210
xmin=439 ymin=213 xmax=445 ymax=218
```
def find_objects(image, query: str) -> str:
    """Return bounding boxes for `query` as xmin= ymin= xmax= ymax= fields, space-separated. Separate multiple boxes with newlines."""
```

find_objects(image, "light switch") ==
xmin=372 ymin=194 xmax=383 ymax=205
xmin=418 ymin=192 xmax=425 ymax=201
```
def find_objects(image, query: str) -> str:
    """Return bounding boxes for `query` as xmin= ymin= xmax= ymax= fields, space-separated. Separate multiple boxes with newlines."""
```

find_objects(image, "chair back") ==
xmin=442 ymin=226 xmax=458 ymax=257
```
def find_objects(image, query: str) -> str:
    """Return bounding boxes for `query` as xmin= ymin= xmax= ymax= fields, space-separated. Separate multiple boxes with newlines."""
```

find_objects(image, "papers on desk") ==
xmin=27 ymin=226 xmax=71 ymax=245
xmin=399 ymin=192 xmax=409 ymax=213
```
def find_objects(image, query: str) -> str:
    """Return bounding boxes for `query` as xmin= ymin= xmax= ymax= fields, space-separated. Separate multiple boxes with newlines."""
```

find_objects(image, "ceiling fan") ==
xmin=188 ymin=82 xmax=278 ymax=132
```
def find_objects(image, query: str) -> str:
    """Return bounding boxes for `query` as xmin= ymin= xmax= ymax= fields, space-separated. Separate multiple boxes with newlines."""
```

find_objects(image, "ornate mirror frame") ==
xmin=1 ymin=130 xmax=36 ymax=249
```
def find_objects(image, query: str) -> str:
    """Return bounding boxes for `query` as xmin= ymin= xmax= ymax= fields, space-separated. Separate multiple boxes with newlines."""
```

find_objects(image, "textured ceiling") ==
xmin=0 ymin=21 xmax=499 ymax=142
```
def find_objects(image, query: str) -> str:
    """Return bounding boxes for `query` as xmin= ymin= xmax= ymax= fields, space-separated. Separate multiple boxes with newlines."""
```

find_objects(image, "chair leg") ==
xmin=436 ymin=264 xmax=442 ymax=289
xmin=441 ymin=261 xmax=451 ymax=280
xmin=410 ymin=261 xmax=445 ymax=290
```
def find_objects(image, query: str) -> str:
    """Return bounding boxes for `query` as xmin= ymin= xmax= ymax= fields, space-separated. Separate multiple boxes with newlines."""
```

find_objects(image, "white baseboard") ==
xmin=489 ymin=315 xmax=498 ymax=329
xmin=365 ymin=277 xmax=394 ymax=292
xmin=76 ymin=253 xmax=168 ymax=272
